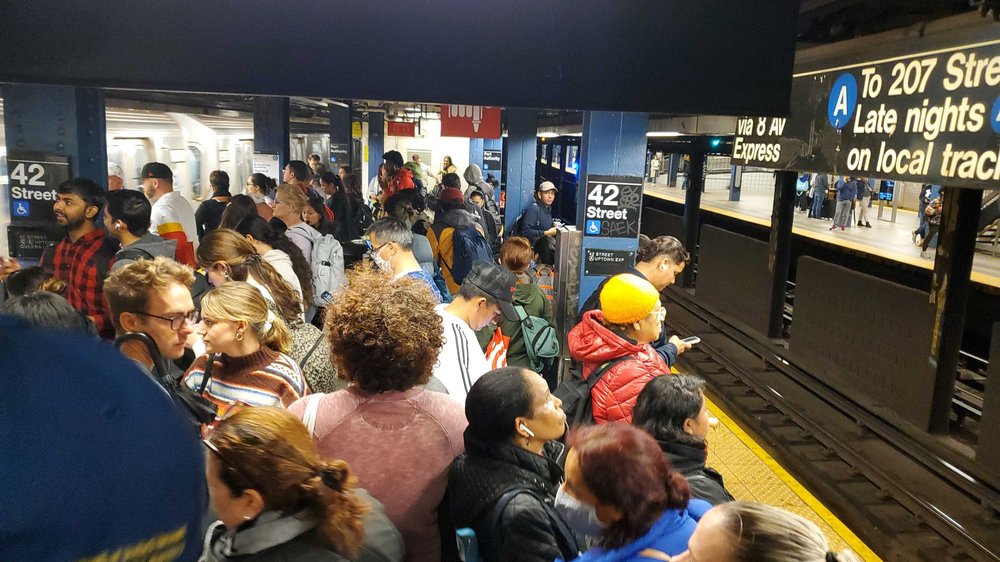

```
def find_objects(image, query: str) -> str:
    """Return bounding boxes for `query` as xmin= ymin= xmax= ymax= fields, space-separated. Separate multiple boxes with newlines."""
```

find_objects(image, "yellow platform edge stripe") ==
xmin=643 ymin=189 xmax=1000 ymax=289
xmin=704 ymin=395 xmax=882 ymax=561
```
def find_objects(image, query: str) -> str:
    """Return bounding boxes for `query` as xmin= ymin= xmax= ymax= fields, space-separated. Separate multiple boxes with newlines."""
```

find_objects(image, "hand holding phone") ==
xmin=681 ymin=336 xmax=701 ymax=346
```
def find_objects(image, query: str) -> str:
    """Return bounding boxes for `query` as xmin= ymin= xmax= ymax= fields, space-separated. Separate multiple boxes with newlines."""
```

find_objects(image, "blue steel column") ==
xmin=3 ymin=85 xmax=107 ymax=183
xmin=468 ymin=138 xmax=484 ymax=172
xmin=367 ymin=112 xmax=384 ymax=184
xmin=576 ymin=111 xmax=649 ymax=309
xmin=252 ymin=97 xmax=290 ymax=170
xmin=503 ymin=109 xmax=537 ymax=233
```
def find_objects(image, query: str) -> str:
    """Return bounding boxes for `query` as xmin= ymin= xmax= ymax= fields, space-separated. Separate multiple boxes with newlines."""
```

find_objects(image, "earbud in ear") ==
xmin=113 ymin=224 xmax=120 ymax=231
xmin=659 ymin=265 xmax=667 ymax=272
xmin=519 ymin=423 xmax=535 ymax=438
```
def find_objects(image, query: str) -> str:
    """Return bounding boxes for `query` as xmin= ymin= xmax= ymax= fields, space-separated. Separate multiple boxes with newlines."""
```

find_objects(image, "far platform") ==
xmin=644 ymin=185 xmax=1000 ymax=291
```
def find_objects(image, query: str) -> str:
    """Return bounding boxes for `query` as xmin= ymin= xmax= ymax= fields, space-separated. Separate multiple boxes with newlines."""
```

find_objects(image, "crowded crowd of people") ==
xmin=0 ymin=151 xmax=861 ymax=562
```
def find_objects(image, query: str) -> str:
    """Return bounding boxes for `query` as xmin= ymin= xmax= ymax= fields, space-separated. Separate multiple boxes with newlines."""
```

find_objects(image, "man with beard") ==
xmin=141 ymin=162 xmax=198 ymax=267
xmin=43 ymin=177 xmax=118 ymax=338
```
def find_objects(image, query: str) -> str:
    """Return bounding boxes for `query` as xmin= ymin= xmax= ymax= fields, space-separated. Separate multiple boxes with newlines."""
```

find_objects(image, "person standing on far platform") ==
xmin=830 ymin=176 xmax=856 ymax=231
xmin=920 ymin=196 xmax=944 ymax=259
xmin=809 ymin=172 xmax=829 ymax=220
xmin=856 ymin=176 xmax=873 ymax=228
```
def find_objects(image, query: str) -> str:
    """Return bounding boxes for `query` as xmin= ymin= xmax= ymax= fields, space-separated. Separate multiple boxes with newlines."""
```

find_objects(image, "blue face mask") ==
xmin=554 ymin=484 xmax=605 ymax=539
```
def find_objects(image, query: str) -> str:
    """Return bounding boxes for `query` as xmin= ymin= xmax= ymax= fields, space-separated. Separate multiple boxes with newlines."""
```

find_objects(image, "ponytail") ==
xmin=299 ymin=459 xmax=368 ymax=558
xmin=259 ymin=313 xmax=292 ymax=354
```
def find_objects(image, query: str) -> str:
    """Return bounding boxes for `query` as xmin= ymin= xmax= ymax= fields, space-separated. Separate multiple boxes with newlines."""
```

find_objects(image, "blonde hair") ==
xmin=197 ymin=229 xmax=303 ymax=323
xmin=200 ymin=281 xmax=291 ymax=354
xmin=276 ymin=183 xmax=309 ymax=214
xmin=104 ymin=257 xmax=195 ymax=332
xmin=716 ymin=502 xmax=863 ymax=562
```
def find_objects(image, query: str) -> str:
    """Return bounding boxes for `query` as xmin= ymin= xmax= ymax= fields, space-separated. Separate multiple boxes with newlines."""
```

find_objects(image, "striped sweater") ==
xmin=183 ymin=346 xmax=307 ymax=409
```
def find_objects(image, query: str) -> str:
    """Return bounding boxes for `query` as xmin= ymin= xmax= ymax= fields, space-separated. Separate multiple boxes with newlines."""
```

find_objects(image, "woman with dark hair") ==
xmin=201 ymin=406 xmax=368 ymax=561
xmin=195 ymin=170 xmax=233 ymax=240
xmin=556 ymin=424 xmax=710 ymax=561
xmin=289 ymin=267 xmax=466 ymax=562
xmin=633 ymin=375 xmax=734 ymax=506
xmin=303 ymin=196 xmax=341 ymax=238
xmin=246 ymin=172 xmax=276 ymax=220
xmin=219 ymin=194 xmax=260 ymax=231
xmin=448 ymin=367 xmax=577 ymax=562
xmin=234 ymin=215 xmax=312 ymax=306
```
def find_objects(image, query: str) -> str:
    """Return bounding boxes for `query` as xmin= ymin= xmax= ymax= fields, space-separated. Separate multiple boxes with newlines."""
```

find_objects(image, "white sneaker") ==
xmin=920 ymin=251 xmax=929 ymax=259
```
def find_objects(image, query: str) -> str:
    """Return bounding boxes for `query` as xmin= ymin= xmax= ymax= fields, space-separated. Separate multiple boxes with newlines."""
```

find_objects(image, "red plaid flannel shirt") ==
xmin=42 ymin=228 xmax=117 ymax=338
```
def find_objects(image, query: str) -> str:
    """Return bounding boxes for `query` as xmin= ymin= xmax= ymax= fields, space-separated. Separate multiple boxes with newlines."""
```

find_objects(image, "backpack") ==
xmin=310 ymin=233 xmax=346 ymax=306
xmin=355 ymin=202 xmax=375 ymax=234
xmin=515 ymin=305 xmax=559 ymax=372
xmin=441 ymin=226 xmax=493 ymax=286
xmin=115 ymin=246 xmax=154 ymax=262
xmin=534 ymin=266 xmax=555 ymax=301
xmin=554 ymin=356 xmax=629 ymax=427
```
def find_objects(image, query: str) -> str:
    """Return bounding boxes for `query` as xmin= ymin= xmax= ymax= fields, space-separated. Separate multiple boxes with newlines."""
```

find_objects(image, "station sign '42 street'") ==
xmin=731 ymin=38 xmax=1000 ymax=189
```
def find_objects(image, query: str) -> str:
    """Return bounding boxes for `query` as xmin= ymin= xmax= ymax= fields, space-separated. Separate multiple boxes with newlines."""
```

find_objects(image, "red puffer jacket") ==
xmin=568 ymin=309 xmax=670 ymax=424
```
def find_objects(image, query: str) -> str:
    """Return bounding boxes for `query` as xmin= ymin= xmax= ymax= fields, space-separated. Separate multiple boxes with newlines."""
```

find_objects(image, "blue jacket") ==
xmin=559 ymin=499 xmax=712 ymax=562
xmin=520 ymin=202 xmax=553 ymax=244
xmin=835 ymin=179 xmax=857 ymax=201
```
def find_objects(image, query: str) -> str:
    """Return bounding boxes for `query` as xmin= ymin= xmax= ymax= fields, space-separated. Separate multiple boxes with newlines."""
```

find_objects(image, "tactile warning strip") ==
xmin=704 ymin=395 xmax=882 ymax=561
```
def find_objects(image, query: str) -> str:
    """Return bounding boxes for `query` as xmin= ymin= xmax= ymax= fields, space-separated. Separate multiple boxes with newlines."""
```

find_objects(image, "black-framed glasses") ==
xmin=134 ymin=310 xmax=200 ymax=331
xmin=365 ymin=239 xmax=388 ymax=255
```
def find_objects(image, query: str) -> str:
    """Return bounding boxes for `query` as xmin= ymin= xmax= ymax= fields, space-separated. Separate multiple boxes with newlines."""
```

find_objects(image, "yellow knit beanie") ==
xmin=599 ymin=274 xmax=661 ymax=324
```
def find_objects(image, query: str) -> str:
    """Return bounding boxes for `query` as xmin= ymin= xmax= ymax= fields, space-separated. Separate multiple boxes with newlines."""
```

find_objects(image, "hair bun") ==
xmin=319 ymin=461 xmax=350 ymax=491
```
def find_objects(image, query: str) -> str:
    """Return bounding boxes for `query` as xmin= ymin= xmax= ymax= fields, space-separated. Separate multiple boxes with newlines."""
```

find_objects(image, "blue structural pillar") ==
xmin=367 ymin=112 xmax=385 ymax=185
xmin=328 ymin=101 xmax=353 ymax=171
xmin=3 ymin=85 xmax=107 ymax=260
xmin=503 ymin=109 xmax=537 ymax=233
xmin=252 ymin=97 xmax=290 ymax=173
xmin=576 ymin=112 xmax=649 ymax=310
xmin=3 ymin=84 xmax=107 ymax=184
xmin=469 ymin=138 xmax=485 ymax=171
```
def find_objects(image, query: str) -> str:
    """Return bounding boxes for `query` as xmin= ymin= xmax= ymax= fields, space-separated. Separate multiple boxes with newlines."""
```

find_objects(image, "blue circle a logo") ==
xmin=827 ymin=73 xmax=858 ymax=130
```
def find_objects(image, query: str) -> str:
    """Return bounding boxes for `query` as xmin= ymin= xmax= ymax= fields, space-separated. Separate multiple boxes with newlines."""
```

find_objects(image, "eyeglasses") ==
xmin=134 ymin=310 xmax=200 ymax=331
xmin=653 ymin=307 xmax=667 ymax=322
xmin=365 ymin=239 xmax=388 ymax=255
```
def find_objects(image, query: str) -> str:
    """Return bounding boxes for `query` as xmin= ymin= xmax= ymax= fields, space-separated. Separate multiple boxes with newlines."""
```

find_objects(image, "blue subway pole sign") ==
xmin=582 ymin=175 xmax=643 ymax=238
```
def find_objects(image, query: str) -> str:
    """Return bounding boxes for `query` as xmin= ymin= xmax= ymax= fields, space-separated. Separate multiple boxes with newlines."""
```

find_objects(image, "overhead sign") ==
xmin=251 ymin=152 xmax=281 ymax=183
xmin=582 ymin=175 xmax=643 ymax=238
xmin=483 ymin=149 xmax=502 ymax=171
xmin=441 ymin=105 xmax=501 ymax=138
xmin=7 ymin=152 xmax=71 ymax=223
xmin=329 ymin=144 xmax=350 ymax=164
xmin=387 ymin=121 xmax=415 ymax=137
xmin=732 ymin=40 xmax=1000 ymax=189
xmin=583 ymin=248 xmax=635 ymax=276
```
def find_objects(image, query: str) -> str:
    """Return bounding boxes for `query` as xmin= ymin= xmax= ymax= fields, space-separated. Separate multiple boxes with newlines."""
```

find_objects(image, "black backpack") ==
xmin=113 ymin=333 xmax=218 ymax=427
xmin=554 ymin=357 xmax=629 ymax=427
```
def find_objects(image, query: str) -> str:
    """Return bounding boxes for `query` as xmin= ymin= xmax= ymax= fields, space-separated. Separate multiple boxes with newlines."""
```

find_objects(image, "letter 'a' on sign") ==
xmin=828 ymin=73 xmax=858 ymax=129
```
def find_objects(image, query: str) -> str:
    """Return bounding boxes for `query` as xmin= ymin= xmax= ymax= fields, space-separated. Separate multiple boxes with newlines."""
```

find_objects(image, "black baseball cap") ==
xmin=464 ymin=261 xmax=518 ymax=321
xmin=139 ymin=162 xmax=172 ymax=180
xmin=383 ymin=150 xmax=404 ymax=168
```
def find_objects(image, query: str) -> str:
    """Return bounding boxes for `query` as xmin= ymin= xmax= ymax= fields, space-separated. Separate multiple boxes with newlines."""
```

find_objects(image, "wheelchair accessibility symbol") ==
xmin=585 ymin=219 xmax=602 ymax=235
xmin=13 ymin=200 xmax=30 ymax=217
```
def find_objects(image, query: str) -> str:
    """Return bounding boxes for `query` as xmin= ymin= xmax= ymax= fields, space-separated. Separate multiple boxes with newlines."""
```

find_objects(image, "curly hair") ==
xmin=207 ymin=407 xmax=367 ymax=557
xmin=324 ymin=267 xmax=444 ymax=393
xmin=568 ymin=423 xmax=690 ymax=550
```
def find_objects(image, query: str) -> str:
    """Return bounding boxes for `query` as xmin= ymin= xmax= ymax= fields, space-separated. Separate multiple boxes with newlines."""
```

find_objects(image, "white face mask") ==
xmin=371 ymin=248 xmax=392 ymax=271
xmin=554 ymin=484 xmax=605 ymax=538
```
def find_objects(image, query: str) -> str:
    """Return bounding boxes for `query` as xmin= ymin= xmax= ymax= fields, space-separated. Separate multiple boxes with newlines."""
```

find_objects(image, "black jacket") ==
xmin=447 ymin=436 xmax=578 ymax=562
xmin=659 ymin=440 xmax=734 ymax=506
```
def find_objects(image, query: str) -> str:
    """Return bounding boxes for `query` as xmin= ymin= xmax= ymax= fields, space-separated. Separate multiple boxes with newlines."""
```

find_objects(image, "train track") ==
xmin=663 ymin=287 xmax=1000 ymax=561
